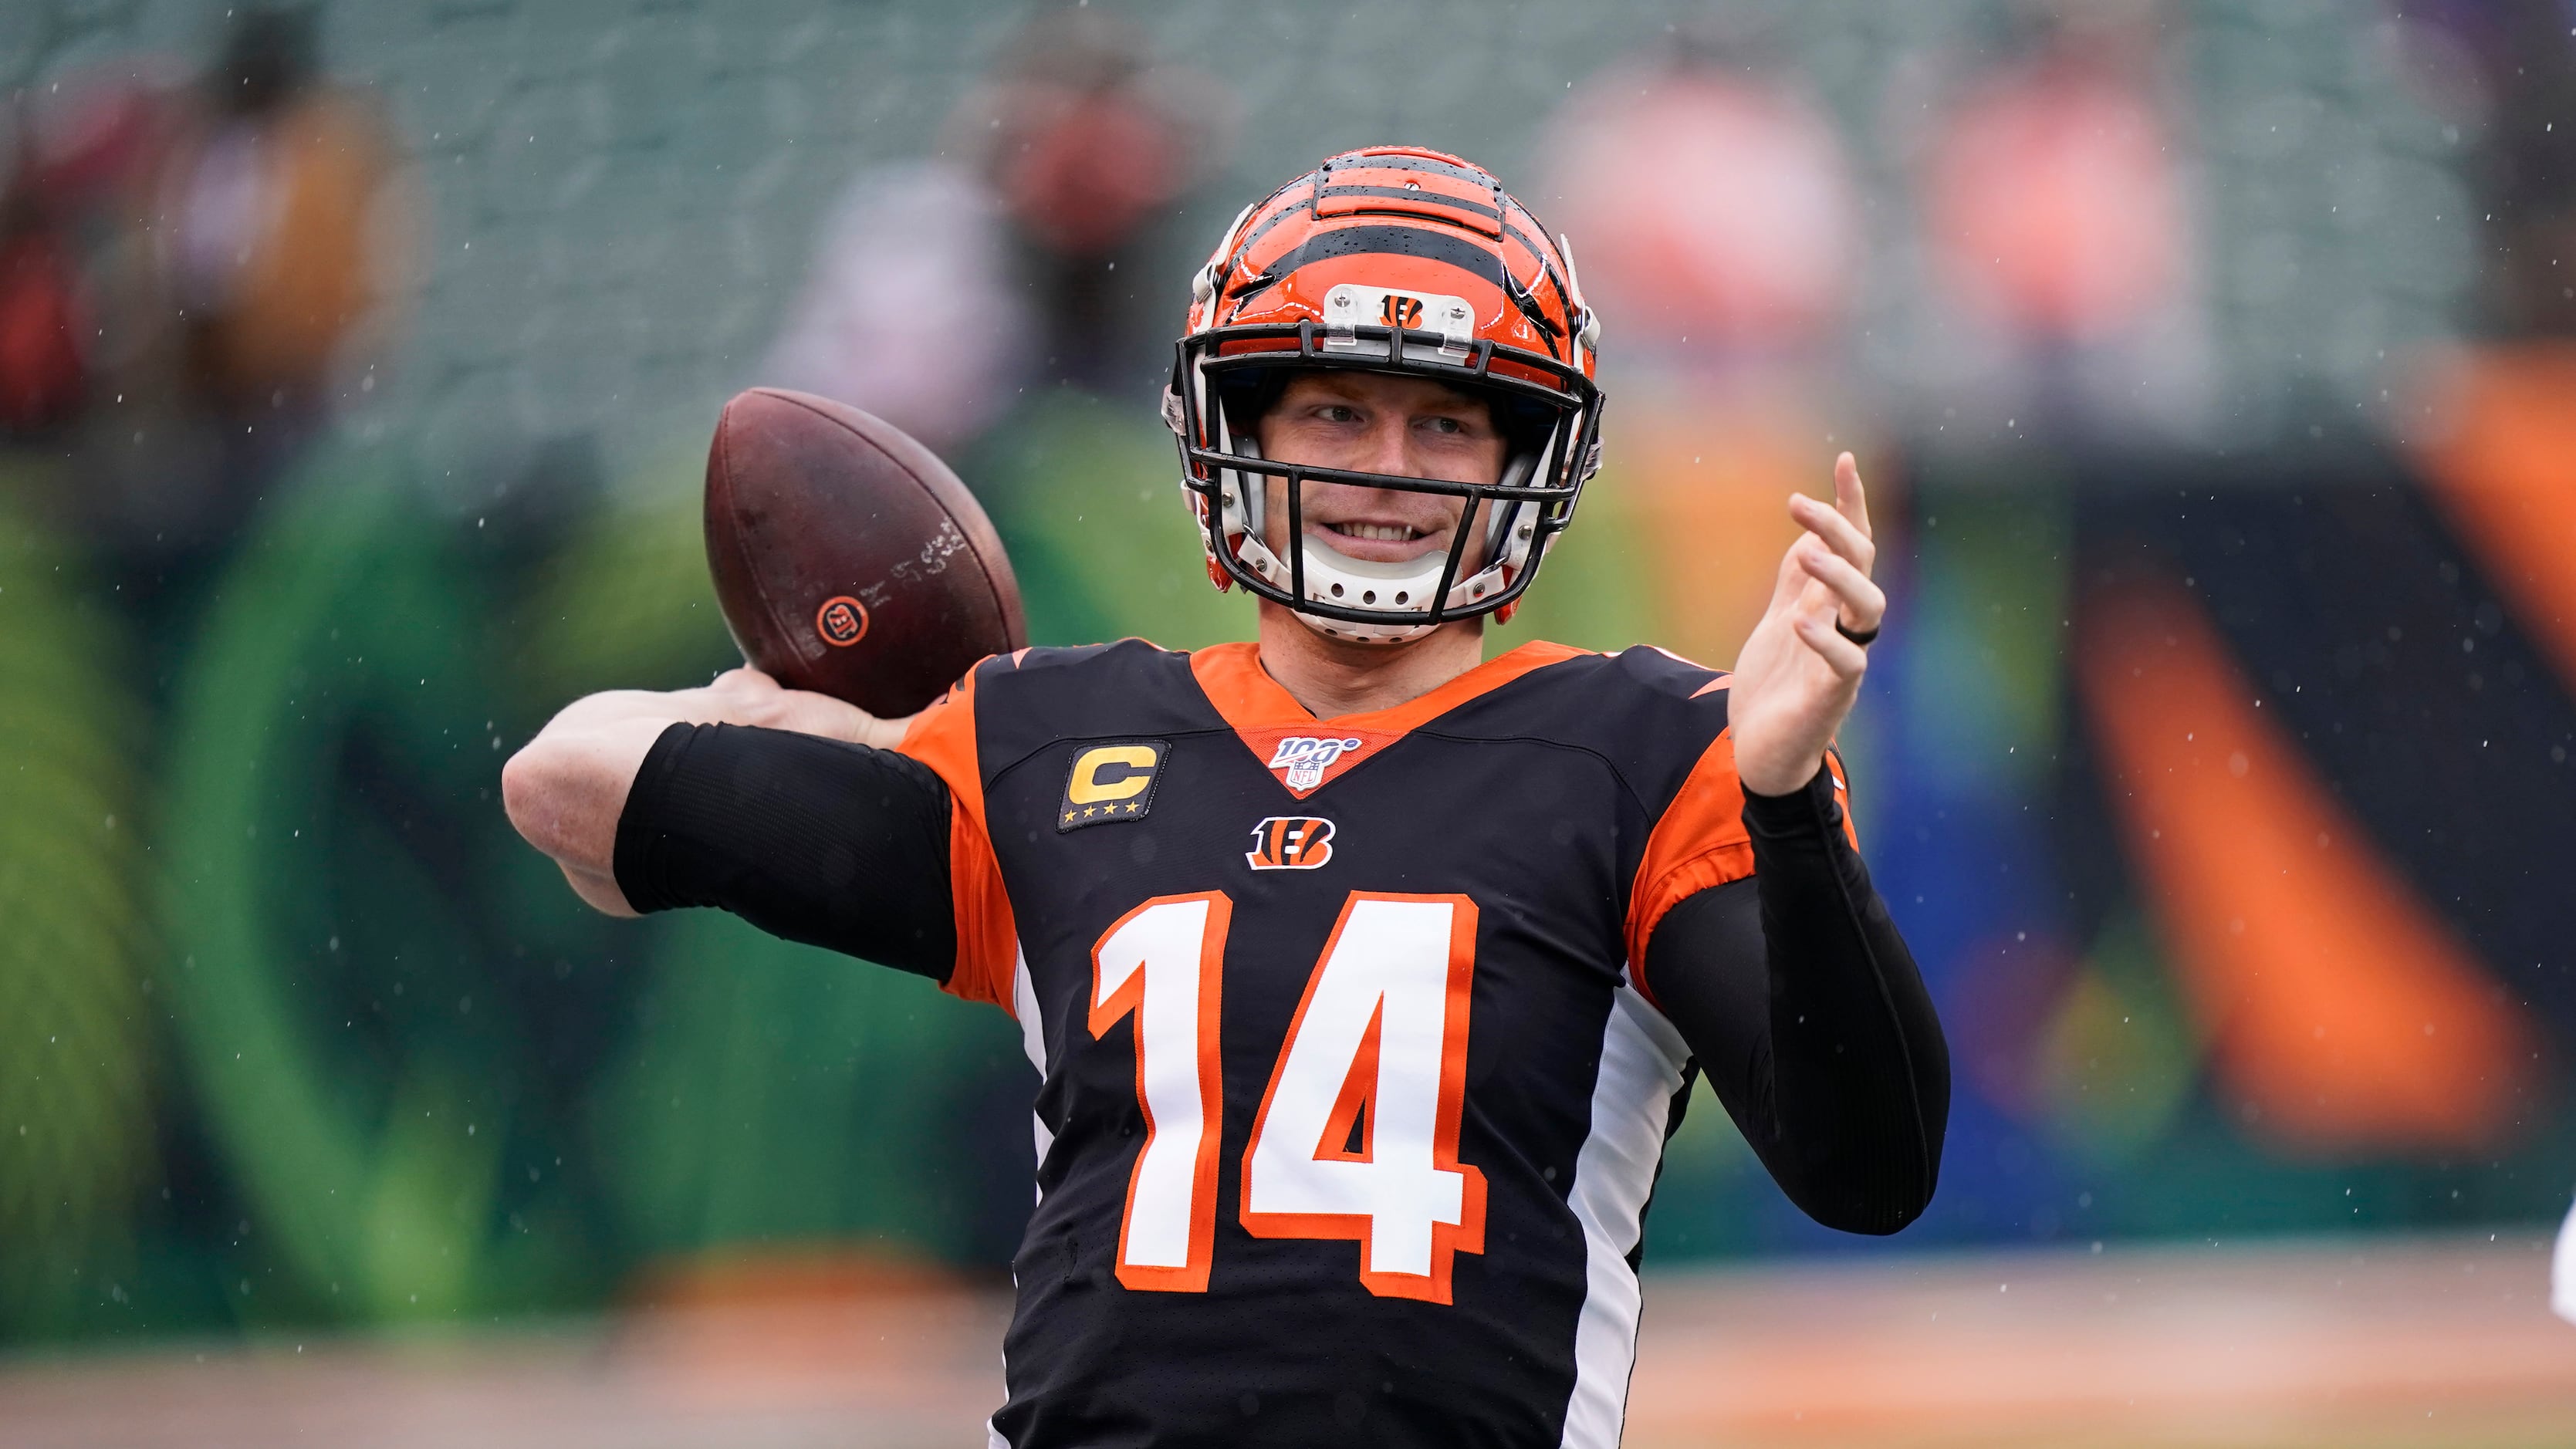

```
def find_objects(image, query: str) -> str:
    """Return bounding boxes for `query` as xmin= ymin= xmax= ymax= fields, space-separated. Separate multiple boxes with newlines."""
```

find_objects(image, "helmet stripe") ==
xmin=1323 ymin=150 xmax=1498 ymax=187
xmin=1317 ymin=184 xmax=1504 ymax=222
xmin=1233 ymin=223 xmax=1506 ymax=300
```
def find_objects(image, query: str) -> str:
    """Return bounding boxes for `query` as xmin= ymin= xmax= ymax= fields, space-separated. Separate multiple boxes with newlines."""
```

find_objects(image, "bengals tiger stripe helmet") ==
xmin=1164 ymin=145 xmax=1604 ymax=643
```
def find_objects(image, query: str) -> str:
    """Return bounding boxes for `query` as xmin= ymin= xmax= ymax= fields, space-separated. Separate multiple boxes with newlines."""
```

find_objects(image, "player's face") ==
xmin=1253 ymin=371 xmax=1507 ymax=569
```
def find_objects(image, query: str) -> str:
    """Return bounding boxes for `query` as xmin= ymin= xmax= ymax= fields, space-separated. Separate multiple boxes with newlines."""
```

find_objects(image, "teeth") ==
xmin=1338 ymin=523 xmax=1420 ymax=542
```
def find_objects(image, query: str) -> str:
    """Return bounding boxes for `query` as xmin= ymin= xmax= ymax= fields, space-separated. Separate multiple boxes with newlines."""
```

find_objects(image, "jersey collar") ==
xmin=1188 ymin=640 xmax=1585 ymax=799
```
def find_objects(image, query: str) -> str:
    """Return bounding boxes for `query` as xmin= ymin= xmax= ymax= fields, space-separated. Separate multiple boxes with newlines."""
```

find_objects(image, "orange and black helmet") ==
xmin=1165 ymin=145 xmax=1604 ymax=640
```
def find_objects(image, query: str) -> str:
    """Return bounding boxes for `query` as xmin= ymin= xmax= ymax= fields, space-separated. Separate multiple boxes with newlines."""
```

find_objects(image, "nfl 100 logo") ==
xmin=1267 ymin=736 xmax=1365 ymax=791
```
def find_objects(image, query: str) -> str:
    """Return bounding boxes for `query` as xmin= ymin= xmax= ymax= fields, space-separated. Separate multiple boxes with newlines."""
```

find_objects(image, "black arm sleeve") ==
xmin=1643 ymin=766 xmax=1950 ymax=1235
xmin=611 ymin=722 xmax=957 ymax=980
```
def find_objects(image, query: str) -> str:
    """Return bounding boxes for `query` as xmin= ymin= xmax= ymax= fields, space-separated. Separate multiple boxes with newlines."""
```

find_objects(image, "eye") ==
xmin=1317 ymin=404 xmax=1361 ymax=424
xmin=1420 ymin=415 xmax=1467 ymax=436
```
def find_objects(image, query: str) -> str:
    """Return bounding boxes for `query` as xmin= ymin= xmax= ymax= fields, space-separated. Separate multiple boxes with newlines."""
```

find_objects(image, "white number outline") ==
xmin=1239 ymin=892 xmax=1488 ymax=1304
xmin=1086 ymin=890 xmax=1488 ymax=1303
xmin=1088 ymin=892 xmax=1232 ymax=1293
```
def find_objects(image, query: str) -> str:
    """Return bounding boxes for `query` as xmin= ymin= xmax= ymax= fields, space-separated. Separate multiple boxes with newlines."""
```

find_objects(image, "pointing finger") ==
xmin=1834 ymin=451 xmax=1872 ymax=541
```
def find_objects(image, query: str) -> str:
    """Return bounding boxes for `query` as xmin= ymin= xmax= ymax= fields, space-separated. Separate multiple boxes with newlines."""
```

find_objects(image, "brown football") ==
xmin=704 ymin=388 xmax=1026 ymax=718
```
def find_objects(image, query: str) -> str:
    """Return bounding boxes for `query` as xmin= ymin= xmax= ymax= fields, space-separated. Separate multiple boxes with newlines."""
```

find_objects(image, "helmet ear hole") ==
xmin=1214 ymin=411 xmax=1267 ymax=540
xmin=1500 ymin=396 xmax=1556 ymax=451
xmin=1215 ymin=366 xmax=1291 ymax=444
xmin=1482 ymin=458 xmax=1538 ymax=562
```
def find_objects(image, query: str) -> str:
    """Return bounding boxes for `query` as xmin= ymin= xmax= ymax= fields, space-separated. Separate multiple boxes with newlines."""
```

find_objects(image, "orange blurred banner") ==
xmin=2074 ymin=578 xmax=2531 ymax=1151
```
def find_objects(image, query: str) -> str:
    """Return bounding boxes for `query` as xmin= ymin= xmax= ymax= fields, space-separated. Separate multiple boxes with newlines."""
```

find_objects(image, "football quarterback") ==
xmin=505 ymin=146 xmax=1947 ymax=1449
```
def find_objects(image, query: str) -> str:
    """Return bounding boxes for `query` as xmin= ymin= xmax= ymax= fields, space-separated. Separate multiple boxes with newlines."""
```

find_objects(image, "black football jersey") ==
xmin=898 ymin=637 xmax=1846 ymax=1448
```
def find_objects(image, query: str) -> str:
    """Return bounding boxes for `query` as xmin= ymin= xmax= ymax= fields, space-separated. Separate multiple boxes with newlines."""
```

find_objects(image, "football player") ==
xmin=504 ymin=147 xmax=1947 ymax=1448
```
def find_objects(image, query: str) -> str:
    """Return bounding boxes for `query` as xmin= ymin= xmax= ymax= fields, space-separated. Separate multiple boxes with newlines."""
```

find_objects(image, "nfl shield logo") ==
xmin=1266 ymin=735 xmax=1365 ymax=792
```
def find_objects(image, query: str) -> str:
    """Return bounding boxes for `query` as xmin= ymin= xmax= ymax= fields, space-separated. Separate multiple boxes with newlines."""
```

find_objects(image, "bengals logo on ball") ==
xmin=1246 ymin=816 xmax=1336 ymax=870
xmin=816 ymin=596 xmax=869 ymax=647
xmin=1379 ymin=294 xmax=1425 ymax=329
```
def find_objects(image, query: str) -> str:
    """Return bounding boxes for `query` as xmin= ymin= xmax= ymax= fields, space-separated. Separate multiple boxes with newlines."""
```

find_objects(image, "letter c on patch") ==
xmin=1068 ymin=744 xmax=1161 ymax=804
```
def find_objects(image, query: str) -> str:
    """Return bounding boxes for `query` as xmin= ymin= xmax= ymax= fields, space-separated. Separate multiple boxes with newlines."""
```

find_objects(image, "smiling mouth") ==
xmin=1327 ymin=522 xmax=1426 ymax=544
xmin=1311 ymin=518 xmax=1449 ymax=563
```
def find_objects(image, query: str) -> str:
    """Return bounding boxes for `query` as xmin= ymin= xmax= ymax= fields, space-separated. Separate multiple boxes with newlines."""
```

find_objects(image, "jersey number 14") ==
xmin=1089 ymin=891 xmax=1487 ymax=1304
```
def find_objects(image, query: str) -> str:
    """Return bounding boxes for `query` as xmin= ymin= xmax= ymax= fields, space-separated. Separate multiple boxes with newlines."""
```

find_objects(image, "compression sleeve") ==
xmin=612 ymin=722 xmax=957 ymax=981
xmin=1642 ymin=765 xmax=1950 ymax=1235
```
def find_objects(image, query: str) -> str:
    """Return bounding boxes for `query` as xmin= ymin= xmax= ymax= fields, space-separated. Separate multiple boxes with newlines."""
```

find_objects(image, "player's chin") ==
xmin=1307 ymin=522 xmax=1455 ymax=565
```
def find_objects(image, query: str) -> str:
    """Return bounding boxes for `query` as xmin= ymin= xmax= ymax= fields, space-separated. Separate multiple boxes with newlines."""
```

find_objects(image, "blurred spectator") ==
xmin=1926 ymin=50 xmax=2179 ymax=340
xmin=760 ymin=8 xmax=1231 ymax=458
xmin=161 ymin=6 xmax=405 ymax=424
xmin=0 ymin=138 xmax=90 ymax=433
xmin=0 ymin=64 xmax=185 ymax=436
xmin=6 ymin=56 xmax=176 ymax=430
xmin=1913 ymin=8 xmax=2213 ymax=440
xmin=9 ymin=7 xmax=417 ymax=576
xmin=759 ymin=162 xmax=1029 ymax=456
xmin=1534 ymin=30 xmax=1866 ymax=668
xmin=1539 ymin=46 xmax=1859 ymax=360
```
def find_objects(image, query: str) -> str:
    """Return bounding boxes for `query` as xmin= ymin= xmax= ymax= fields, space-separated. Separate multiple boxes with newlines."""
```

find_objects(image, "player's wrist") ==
xmin=779 ymin=691 xmax=887 ymax=745
xmin=695 ymin=674 xmax=886 ymax=745
xmin=1736 ymin=748 xmax=1823 ymax=800
xmin=1741 ymin=759 xmax=1840 ymax=832
xmin=683 ymin=670 xmax=815 ymax=734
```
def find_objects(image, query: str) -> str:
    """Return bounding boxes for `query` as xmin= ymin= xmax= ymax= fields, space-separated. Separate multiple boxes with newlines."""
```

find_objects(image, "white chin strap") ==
xmin=1217 ymin=439 xmax=1542 ymax=645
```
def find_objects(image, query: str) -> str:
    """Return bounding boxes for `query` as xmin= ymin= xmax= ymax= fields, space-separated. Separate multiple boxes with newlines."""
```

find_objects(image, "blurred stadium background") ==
xmin=2 ymin=1 xmax=2573 ymax=1444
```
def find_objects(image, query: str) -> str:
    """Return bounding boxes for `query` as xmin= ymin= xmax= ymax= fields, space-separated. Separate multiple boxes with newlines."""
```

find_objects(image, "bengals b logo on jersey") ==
xmin=1246 ymin=816 xmax=1336 ymax=870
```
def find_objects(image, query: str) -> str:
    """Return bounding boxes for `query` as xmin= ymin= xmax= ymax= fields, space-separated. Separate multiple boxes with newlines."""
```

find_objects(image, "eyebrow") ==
xmin=1293 ymin=384 xmax=1486 ymax=418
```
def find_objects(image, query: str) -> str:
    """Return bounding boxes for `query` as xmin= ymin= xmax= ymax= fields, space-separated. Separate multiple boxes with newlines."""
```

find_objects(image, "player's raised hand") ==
xmin=1728 ymin=451 xmax=1884 ymax=798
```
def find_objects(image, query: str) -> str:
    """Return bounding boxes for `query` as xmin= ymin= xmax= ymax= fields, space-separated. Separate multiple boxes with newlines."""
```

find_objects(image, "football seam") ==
xmin=764 ymin=388 xmax=1019 ymax=650
xmin=716 ymin=403 xmax=805 ymax=667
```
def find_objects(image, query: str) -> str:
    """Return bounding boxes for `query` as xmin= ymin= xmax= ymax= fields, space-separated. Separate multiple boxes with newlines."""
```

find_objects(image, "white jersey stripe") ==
xmin=992 ymin=947 xmax=1046 ymax=1449
xmin=2554 ymin=1189 xmax=2576 ymax=1325
xmin=1559 ymin=981 xmax=1692 ymax=1449
xmin=1012 ymin=944 xmax=1052 ymax=1197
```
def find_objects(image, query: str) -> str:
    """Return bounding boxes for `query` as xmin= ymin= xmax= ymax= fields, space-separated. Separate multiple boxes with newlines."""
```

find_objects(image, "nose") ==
xmin=1358 ymin=414 xmax=1413 ymax=478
